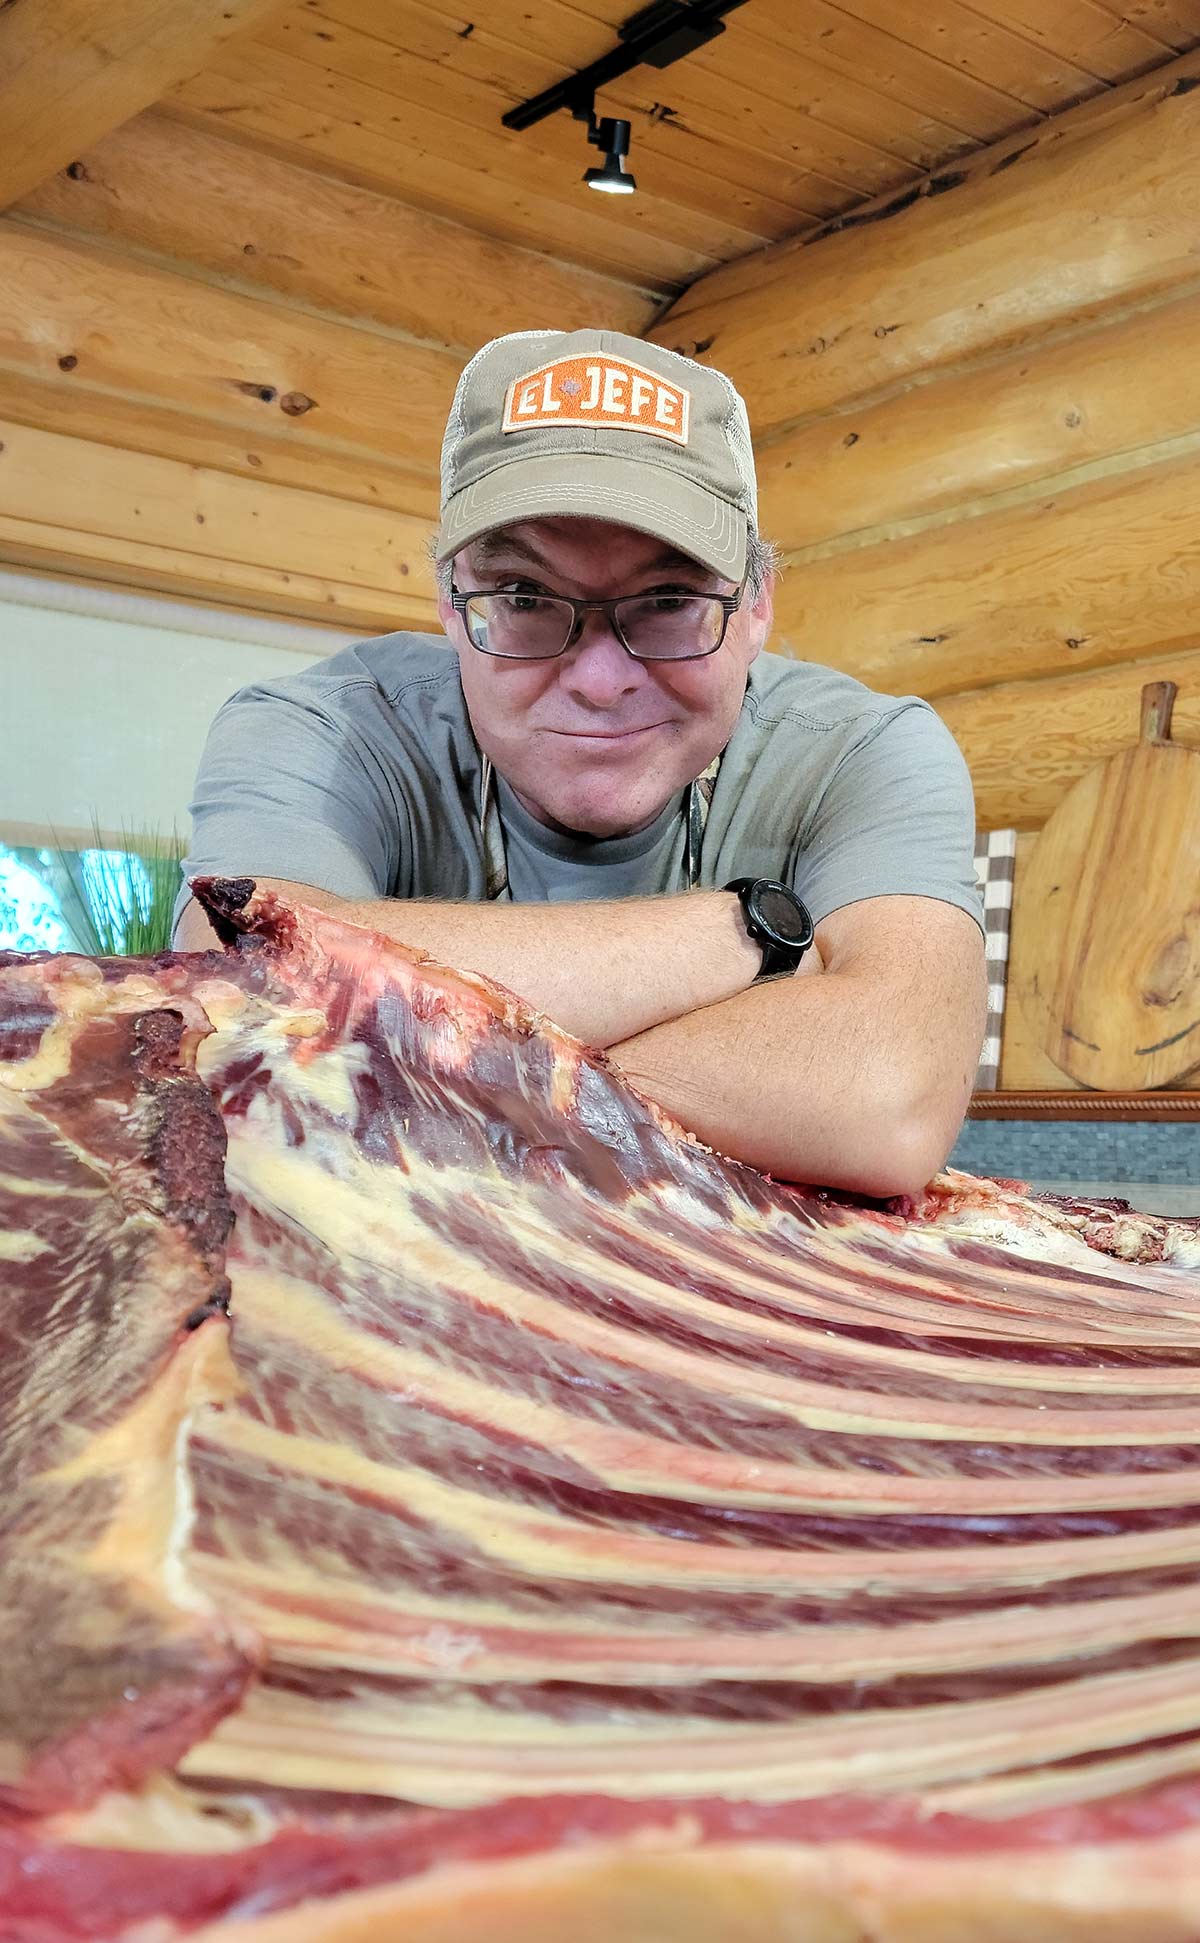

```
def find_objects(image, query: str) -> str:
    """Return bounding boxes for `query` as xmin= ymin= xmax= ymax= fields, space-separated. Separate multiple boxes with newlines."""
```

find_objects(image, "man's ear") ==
xmin=744 ymin=571 xmax=774 ymax=660
xmin=435 ymin=552 xmax=458 ymax=635
xmin=751 ymin=571 xmax=774 ymax=622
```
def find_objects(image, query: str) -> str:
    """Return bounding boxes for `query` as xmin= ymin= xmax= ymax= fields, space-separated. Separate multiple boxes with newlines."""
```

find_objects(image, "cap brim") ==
xmin=436 ymin=452 xmax=747 ymax=583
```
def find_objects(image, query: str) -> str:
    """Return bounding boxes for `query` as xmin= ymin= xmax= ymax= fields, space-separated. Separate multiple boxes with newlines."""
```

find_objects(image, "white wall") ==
xmin=0 ymin=574 xmax=359 ymax=846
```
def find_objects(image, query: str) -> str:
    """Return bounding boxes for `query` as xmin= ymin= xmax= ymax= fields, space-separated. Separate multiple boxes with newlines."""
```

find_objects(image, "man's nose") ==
xmin=559 ymin=610 xmax=644 ymax=706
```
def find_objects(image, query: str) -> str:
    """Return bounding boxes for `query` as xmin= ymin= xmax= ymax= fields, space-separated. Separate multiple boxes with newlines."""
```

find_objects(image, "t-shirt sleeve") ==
xmin=792 ymin=702 xmax=983 ymax=932
xmin=175 ymin=681 xmax=401 ymax=932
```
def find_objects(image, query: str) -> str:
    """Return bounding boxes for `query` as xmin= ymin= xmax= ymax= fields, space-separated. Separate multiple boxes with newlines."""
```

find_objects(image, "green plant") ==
xmin=52 ymin=823 xmax=186 ymax=957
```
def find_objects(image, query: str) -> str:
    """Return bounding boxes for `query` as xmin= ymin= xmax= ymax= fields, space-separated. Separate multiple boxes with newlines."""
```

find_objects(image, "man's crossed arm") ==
xmin=177 ymin=885 xmax=985 ymax=1199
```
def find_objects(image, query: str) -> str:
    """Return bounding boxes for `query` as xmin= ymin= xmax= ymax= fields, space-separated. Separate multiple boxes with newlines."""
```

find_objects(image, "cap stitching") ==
xmin=446 ymin=476 xmax=744 ymax=569
xmin=444 ymin=427 xmax=752 ymax=508
xmin=450 ymin=471 xmax=741 ymax=527
xmin=442 ymin=457 xmax=746 ymax=529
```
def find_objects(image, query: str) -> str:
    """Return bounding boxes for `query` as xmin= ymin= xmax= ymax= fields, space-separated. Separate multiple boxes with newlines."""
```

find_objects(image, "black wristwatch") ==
xmin=725 ymin=878 xmax=815 ymax=980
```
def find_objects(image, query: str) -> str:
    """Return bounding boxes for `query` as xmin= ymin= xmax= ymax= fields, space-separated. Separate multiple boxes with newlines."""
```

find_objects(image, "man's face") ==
xmin=439 ymin=517 xmax=772 ymax=839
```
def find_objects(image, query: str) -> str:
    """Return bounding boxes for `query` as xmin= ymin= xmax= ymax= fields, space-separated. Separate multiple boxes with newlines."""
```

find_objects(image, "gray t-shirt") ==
xmin=180 ymin=632 xmax=982 ymax=929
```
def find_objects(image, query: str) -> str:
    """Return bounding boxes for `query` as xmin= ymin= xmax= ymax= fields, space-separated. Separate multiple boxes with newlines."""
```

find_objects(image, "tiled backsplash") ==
xmin=950 ymin=1118 xmax=1200 ymax=1192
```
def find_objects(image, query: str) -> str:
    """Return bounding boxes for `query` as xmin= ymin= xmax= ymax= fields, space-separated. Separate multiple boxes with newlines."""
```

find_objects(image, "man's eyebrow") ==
xmin=636 ymin=549 xmax=714 ymax=578
xmin=469 ymin=532 xmax=552 ymax=573
xmin=467 ymin=533 xmax=711 ymax=578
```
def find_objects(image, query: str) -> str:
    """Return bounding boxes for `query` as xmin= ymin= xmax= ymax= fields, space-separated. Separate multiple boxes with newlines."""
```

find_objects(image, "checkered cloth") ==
xmin=973 ymin=829 xmax=1017 ymax=1091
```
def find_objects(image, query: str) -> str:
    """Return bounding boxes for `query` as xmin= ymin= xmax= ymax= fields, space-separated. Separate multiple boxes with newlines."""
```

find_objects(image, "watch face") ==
xmin=752 ymin=883 xmax=814 ymax=949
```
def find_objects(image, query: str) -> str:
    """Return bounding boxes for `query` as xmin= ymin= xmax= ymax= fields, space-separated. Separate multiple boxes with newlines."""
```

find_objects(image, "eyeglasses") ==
xmin=450 ymin=581 xmax=745 ymax=662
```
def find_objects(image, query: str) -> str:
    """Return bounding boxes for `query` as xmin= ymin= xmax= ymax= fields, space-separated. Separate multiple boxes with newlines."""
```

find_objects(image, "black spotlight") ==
xmin=584 ymin=115 xmax=637 ymax=195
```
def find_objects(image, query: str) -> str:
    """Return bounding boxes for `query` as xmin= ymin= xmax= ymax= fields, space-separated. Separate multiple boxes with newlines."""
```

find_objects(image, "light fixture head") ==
xmin=583 ymin=114 xmax=637 ymax=195
xmin=585 ymin=151 xmax=637 ymax=193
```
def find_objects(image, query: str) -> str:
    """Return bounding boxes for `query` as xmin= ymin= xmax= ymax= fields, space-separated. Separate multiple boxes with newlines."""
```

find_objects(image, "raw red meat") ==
xmin=2 ymin=877 xmax=1199 ymax=1941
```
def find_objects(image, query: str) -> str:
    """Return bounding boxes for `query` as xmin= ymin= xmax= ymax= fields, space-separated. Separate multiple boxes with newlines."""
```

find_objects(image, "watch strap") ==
xmin=725 ymin=878 xmax=813 ymax=981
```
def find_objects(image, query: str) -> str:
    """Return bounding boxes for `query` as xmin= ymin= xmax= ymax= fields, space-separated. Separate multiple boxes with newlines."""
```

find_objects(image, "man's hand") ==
xmin=176 ymin=880 xmax=762 ymax=1048
xmin=608 ymin=895 xmax=986 ymax=1200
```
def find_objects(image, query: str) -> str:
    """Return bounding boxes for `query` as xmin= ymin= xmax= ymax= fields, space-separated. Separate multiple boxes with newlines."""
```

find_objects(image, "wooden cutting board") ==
xmin=1013 ymin=681 xmax=1200 ymax=1090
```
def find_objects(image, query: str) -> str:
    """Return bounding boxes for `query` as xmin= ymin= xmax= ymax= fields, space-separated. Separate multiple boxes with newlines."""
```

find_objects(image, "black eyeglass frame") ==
xmin=449 ymin=579 xmax=747 ymax=663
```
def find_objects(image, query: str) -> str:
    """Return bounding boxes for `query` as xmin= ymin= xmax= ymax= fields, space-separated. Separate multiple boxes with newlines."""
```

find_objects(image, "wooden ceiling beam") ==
xmin=166 ymin=68 xmax=714 ymax=289
xmin=0 ymin=0 xmax=290 ymax=211
xmin=178 ymin=38 xmax=775 ymax=262
xmin=14 ymin=112 xmax=665 ymax=352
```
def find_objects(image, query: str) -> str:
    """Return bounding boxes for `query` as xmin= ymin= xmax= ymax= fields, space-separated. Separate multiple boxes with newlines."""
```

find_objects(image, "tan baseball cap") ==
xmin=436 ymin=328 xmax=758 ymax=583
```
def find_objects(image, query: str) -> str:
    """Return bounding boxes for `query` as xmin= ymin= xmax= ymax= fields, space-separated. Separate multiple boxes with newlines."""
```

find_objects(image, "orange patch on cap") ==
xmin=502 ymin=354 xmax=690 ymax=446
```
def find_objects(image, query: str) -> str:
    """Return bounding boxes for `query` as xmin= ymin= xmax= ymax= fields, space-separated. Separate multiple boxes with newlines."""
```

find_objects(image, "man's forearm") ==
xmin=183 ymin=879 xmax=761 ymax=1048
xmin=608 ymin=970 xmax=971 ymax=1200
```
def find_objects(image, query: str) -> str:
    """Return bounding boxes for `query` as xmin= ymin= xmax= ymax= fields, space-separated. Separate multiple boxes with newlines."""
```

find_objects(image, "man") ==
xmin=177 ymin=328 xmax=985 ymax=1196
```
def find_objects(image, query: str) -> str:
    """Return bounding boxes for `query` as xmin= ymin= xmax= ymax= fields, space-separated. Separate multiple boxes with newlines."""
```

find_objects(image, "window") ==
xmin=0 ymin=846 xmax=70 ymax=953
xmin=0 ymin=843 xmax=181 ymax=956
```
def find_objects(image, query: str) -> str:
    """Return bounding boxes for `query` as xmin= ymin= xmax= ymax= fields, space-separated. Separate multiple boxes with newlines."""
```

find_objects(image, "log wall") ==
xmin=14 ymin=52 xmax=1200 ymax=741
xmin=0 ymin=110 xmax=663 ymax=628
xmin=650 ymin=51 xmax=1200 ymax=833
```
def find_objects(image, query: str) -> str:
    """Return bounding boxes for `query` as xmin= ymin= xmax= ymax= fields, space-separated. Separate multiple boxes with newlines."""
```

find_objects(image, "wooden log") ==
xmin=155 ymin=111 xmax=702 ymax=299
xmin=0 ymin=222 xmax=459 ymax=475
xmin=0 ymin=0 xmax=287 ymax=211
xmin=0 ymin=418 xmax=437 ymax=632
xmin=771 ymin=449 xmax=1200 ymax=700
xmin=0 ymin=368 xmax=440 ymax=522
xmin=755 ymin=287 xmax=1200 ymax=553
xmin=0 ymin=410 xmax=436 ymax=587
xmin=15 ymin=113 xmax=665 ymax=348
xmin=650 ymin=50 xmax=1200 ymax=434
xmin=167 ymin=45 xmax=729 ymax=290
xmin=0 ymin=521 xmax=423 ymax=633
xmin=0 ymin=567 xmax=363 ymax=648
xmin=934 ymin=646 xmax=1200 ymax=830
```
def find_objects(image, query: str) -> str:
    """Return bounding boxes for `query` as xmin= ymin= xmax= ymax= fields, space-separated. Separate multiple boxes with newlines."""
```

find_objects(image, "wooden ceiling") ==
xmin=1 ymin=0 xmax=1198 ymax=634
xmin=168 ymin=0 xmax=1200 ymax=299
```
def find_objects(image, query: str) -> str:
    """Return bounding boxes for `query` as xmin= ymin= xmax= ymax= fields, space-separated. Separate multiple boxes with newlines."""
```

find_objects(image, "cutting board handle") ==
xmin=1140 ymin=680 xmax=1177 ymax=744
